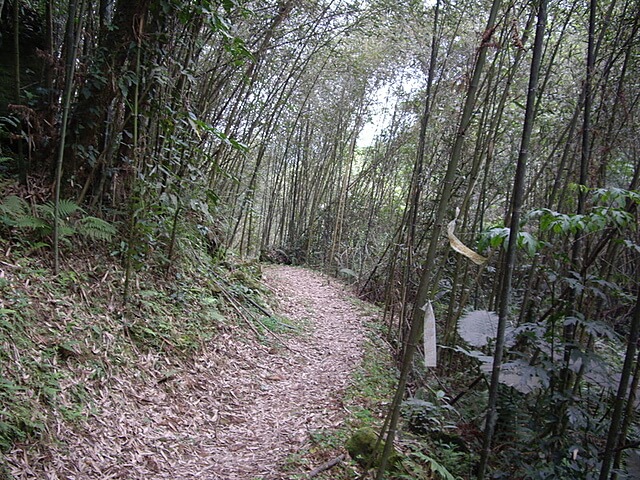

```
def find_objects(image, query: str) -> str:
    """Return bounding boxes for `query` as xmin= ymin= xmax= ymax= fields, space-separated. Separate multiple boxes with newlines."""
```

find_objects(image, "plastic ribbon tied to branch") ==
xmin=447 ymin=208 xmax=487 ymax=265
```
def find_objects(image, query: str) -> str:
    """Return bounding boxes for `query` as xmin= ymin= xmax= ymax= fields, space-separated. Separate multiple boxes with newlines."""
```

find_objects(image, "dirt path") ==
xmin=210 ymin=265 xmax=367 ymax=478
xmin=6 ymin=266 xmax=368 ymax=479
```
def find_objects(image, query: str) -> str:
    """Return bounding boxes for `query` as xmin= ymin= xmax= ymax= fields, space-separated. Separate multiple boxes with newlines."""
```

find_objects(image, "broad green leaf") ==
xmin=518 ymin=232 xmax=539 ymax=256
xmin=457 ymin=310 xmax=499 ymax=348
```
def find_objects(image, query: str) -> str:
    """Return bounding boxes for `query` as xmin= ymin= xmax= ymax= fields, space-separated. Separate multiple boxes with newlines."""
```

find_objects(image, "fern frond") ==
xmin=58 ymin=224 xmax=76 ymax=238
xmin=37 ymin=199 xmax=82 ymax=219
xmin=75 ymin=216 xmax=116 ymax=241
xmin=0 ymin=196 xmax=50 ymax=233
xmin=1 ymin=196 xmax=114 ymax=244
xmin=0 ymin=195 xmax=30 ymax=220
xmin=12 ymin=216 xmax=51 ymax=232
xmin=34 ymin=201 xmax=53 ymax=219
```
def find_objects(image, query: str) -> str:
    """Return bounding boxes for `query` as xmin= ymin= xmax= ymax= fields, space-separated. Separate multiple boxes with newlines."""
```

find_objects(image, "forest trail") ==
xmin=208 ymin=265 xmax=367 ymax=478
xmin=7 ymin=266 xmax=368 ymax=479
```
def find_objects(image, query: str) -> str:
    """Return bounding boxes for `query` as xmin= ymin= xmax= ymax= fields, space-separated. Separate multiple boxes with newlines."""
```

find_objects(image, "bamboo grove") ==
xmin=1 ymin=0 xmax=639 ymax=477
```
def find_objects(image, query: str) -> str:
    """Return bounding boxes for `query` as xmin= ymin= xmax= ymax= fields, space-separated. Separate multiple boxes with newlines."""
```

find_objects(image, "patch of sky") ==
xmin=357 ymin=67 xmax=425 ymax=147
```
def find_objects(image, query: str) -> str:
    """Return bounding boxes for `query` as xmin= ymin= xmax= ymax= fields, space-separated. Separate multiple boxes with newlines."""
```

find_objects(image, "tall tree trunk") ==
xmin=375 ymin=0 xmax=503 ymax=477
xmin=478 ymin=0 xmax=547 ymax=476
xmin=328 ymin=115 xmax=360 ymax=273
xmin=13 ymin=0 xmax=26 ymax=184
xmin=122 ymin=7 xmax=147 ymax=304
xmin=558 ymin=0 xmax=598 ymax=407
xmin=599 ymin=287 xmax=640 ymax=480
xmin=612 ymin=349 xmax=640 ymax=479
xmin=53 ymin=0 xmax=80 ymax=275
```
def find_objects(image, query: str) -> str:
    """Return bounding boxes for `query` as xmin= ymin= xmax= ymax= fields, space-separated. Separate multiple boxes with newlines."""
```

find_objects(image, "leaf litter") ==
xmin=4 ymin=265 xmax=367 ymax=479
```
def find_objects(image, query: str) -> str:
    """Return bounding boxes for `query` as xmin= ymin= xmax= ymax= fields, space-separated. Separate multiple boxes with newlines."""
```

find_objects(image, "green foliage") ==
xmin=591 ymin=186 xmax=640 ymax=206
xmin=348 ymin=327 xmax=398 ymax=424
xmin=125 ymin=281 xmax=227 ymax=353
xmin=185 ymin=111 xmax=248 ymax=151
xmin=453 ymin=306 xmax=626 ymax=475
xmin=345 ymin=427 xmax=380 ymax=467
xmin=397 ymin=386 xmax=480 ymax=478
xmin=0 ymin=377 xmax=46 ymax=451
xmin=0 ymin=195 xmax=116 ymax=243
xmin=398 ymin=443 xmax=463 ymax=480
xmin=75 ymin=216 xmax=116 ymax=241
xmin=174 ymin=0 xmax=253 ymax=65
xmin=478 ymin=226 xmax=540 ymax=256
xmin=401 ymin=392 xmax=457 ymax=435
xmin=0 ymin=195 xmax=46 ymax=230
xmin=480 ymin=187 xmax=639 ymax=260
xmin=531 ymin=187 xmax=639 ymax=235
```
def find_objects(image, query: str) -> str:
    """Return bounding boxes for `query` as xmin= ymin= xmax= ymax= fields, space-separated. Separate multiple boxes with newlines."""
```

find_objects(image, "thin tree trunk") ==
xmin=398 ymin=0 xmax=441 ymax=348
xmin=611 ymin=349 xmax=640 ymax=479
xmin=13 ymin=0 xmax=26 ymax=184
xmin=123 ymin=11 xmax=144 ymax=304
xmin=478 ymin=0 xmax=547 ymax=476
xmin=328 ymin=113 xmax=361 ymax=273
xmin=375 ymin=1 xmax=503 ymax=477
xmin=53 ymin=0 xmax=80 ymax=275
xmin=599 ymin=288 xmax=640 ymax=479
xmin=558 ymin=0 xmax=598 ymax=403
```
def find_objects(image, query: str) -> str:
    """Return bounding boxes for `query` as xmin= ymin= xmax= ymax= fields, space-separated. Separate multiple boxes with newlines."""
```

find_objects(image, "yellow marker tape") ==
xmin=447 ymin=214 xmax=487 ymax=265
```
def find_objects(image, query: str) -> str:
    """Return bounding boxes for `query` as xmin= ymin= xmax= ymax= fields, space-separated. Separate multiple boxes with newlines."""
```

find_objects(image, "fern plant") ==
xmin=398 ymin=448 xmax=461 ymax=480
xmin=0 ymin=195 xmax=115 ymax=242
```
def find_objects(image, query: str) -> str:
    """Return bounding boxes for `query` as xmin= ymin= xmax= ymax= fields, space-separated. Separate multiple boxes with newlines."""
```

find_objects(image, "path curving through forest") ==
xmin=209 ymin=265 xmax=367 ymax=478
xmin=6 ymin=266 xmax=368 ymax=479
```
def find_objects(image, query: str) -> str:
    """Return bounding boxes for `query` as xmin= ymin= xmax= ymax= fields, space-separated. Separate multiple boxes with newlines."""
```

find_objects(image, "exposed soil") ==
xmin=5 ymin=265 xmax=369 ymax=479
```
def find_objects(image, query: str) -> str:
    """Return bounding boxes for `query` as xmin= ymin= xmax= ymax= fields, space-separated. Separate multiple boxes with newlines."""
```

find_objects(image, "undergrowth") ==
xmin=0 ymin=229 xmax=277 ymax=462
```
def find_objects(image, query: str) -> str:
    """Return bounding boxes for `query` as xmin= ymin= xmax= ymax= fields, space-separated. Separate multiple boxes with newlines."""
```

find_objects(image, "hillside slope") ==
xmin=0 ymin=253 xmax=385 ymax=479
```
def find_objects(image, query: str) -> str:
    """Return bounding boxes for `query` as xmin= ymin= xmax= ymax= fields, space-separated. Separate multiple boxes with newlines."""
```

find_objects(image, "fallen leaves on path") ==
xmin=5 ymin=266 xmax=368 ymax=479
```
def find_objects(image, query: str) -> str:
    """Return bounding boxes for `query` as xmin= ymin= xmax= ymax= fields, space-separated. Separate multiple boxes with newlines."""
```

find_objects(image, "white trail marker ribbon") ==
xmin=422 ymin=300 xmax=437 ymax=367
